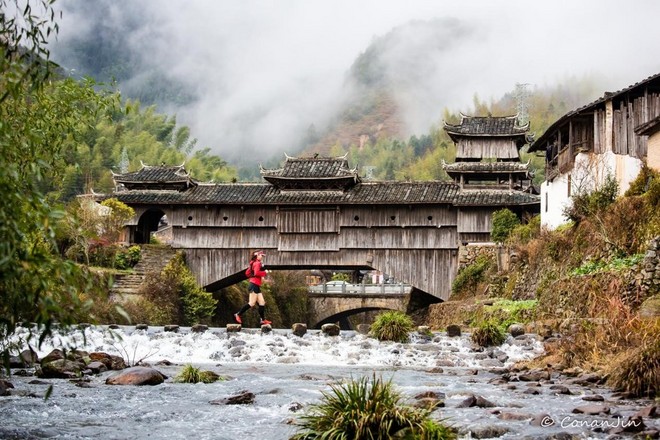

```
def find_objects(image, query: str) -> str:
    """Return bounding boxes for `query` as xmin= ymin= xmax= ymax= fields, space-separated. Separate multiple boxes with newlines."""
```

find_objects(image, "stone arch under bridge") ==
xmin=307 ymin=292 xmax=412 ymax=329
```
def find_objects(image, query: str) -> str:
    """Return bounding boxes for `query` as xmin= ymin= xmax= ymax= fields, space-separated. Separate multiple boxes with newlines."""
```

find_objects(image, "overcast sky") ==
xmin=50 ymin=0 xmax=660 ymax=163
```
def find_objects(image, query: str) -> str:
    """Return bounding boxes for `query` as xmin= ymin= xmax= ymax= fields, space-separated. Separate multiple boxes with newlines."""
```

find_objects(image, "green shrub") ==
xmin=471 ymin=321 xmax=506 ymax=347
xmin=175 ymin=364 xmax=221 ymax=384
xmin=114 ymin=245 xmax=141 ymax=270
xmin=491 ymin=208 xmax=520 ymax=243
xmin=370 ymin=311 xmax=414 ymax=343
xmin=609 ymin=338 xmax=659 ymax=398
xmin=292 ymin=374 xmax=455 ymax=440
xmin=480 ymin=300 xmax=537 ymax=331
xmin=508 ymin=214 xmax=541 ymax=245
xmin=564 ymin=174 xmax=619 ymax=223
xmin=136 ymin=252 xmax=217 ymax=325
xmin=451 ymin=254 xmax=492 ymax=296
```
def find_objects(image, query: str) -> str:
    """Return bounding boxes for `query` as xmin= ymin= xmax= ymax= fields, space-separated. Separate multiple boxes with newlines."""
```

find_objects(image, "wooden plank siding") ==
xmin=457 ymin=138 xmax=519 ymax=160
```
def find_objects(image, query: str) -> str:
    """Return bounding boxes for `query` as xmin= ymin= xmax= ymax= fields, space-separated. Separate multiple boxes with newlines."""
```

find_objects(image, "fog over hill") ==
xmin=49 ymin=0 xmax=660 ymax=166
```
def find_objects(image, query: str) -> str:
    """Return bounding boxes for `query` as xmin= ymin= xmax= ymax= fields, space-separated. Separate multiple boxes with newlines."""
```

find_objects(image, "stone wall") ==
xmin=458 ymin=243 xmax=510 ymax=272
xmin=625 ymin=235 xmax=660 ymax=307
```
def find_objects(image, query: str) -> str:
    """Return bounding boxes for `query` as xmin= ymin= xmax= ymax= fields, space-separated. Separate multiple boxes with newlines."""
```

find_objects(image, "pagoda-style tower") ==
xmin=443 ymin=114 xmax=535 ymax=192
xmin=260 ymin=154 xmax=361 ymax=191
xmin=112 ymin=161 xmax=197 ymax=192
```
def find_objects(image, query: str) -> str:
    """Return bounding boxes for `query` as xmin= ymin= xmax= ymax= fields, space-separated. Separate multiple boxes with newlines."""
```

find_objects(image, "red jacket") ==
xmin=248 ymin=260 xmax=267 ymax=286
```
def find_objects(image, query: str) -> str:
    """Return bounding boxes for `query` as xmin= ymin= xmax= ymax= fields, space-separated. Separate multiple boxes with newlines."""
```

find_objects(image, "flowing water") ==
xmin=1 ymin=325 xmax=656 ymax=439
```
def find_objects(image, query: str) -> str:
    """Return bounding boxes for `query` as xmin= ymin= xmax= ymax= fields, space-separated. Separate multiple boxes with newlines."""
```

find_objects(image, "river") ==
xmin=1 ymin=325 xmax=656 ymax=439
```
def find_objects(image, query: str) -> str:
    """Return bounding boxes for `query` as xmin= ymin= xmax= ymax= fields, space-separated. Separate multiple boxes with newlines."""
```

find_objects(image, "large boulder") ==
xmin=105 ymin=366 xmax=166 ymax=386
xmin=39 ymin=359 xmax=86 ymax=379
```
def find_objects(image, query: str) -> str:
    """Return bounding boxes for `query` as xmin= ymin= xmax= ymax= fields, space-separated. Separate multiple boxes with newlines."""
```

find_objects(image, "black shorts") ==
xmin=248 ymin=282 xmax=261 ymax=294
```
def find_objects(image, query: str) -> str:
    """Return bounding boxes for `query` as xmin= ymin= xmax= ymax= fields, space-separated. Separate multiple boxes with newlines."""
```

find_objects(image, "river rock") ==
xmin=497 ymin=411 xmax=532 ymax=421
xmin=456 ymin=394 xmax=496 ymax=408
xmin=210 ymin=391 xmax=255 ymax=405
xmin=462 ymin=425 xmax=509 ymax=439
xmin=446 ymin=324 xmax=461 ymax=337
xmin=191 ymin=324 xmax=208 ymax=333
xmin=572 ymin=404 xmax=610 ymax=415
xmin=39 ymin=359 xmax=86 ymax=379
xmin=291 ymin=323 xmax=307 ymax=337
xmin=90 ymin=352 xmax=126 ymax=370
xmin=321 ymin=323 xmax=340 ymax=336
xmin=135 ymin=324 xmax=148 ymax=330
xmin=548 ymin=385 xmax=572 ymax=395
xmin=40 ymin=349 xmax=65 ymax=365
xmin=86 ymin=361 xmax=108 ymax=374
xmin=518 ymin=369 xmax=550 ymax=382
xmin=581 ymin=394 xmax=604 ymax=401
xmin=105 ymin=366 xmax=166 ymax=386
xmin=635 ymin=405 xmax=657 ymax=418
xmin=226 ymin=323 xmax=241 ymax=333
xmin=507 ymin=323 xmax=525 ymax=337
xmin=0 ymin=379 xmax=14 ymax=396
xmin=164 ymin=324 xmax=179 ymax=332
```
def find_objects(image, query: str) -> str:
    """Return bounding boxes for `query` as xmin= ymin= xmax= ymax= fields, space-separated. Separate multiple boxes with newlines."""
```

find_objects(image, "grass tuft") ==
xmin=291 ymin=374 xmax=455 ymax=440
xmin=370 ymin=311 xmax=414 ymax=343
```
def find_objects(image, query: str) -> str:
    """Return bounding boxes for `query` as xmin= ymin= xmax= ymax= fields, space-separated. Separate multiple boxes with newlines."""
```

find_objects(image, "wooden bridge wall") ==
xmin=145 ymin=204 xmax=459 ymax=300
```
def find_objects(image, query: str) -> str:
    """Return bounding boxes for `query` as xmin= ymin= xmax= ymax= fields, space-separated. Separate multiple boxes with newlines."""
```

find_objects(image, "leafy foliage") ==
xmin=370 ymin=311 xmax=414 ymax=343
xmin=563 ymin=174 xmax=619 ymax=223
xmin=470 ymin=321 xmax=506 ymax=347
xmin=491 ymin=208 xmax=520 ymax=243
xmin=292 ymin=374 xmax=455 ymax=440
xmin=135 ymin=252 xmax=217 ymax=325
xmin=0 ymin=0 xmax=118 ymax=355
xmin=451 ymin=254 xmax=493 ymax=297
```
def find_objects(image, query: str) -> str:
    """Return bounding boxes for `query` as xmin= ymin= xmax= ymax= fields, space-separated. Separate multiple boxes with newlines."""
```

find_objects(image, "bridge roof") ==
xmin=453 ymin=189 xmax=540 ymax=206
xmin=260 ymin=155 xmax=360 ymax=190
xmin=110 ymin=181 xmax=462 ymax=205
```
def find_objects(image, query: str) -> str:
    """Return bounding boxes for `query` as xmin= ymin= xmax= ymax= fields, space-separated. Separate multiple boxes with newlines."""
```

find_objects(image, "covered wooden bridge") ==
xmin=107 ymin=115 xmax=539 ymax=305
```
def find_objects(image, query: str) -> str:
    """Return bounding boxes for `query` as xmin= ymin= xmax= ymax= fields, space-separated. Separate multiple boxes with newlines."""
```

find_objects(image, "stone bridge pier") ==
xmin=307 ymin=292 xmax=410 ymax=329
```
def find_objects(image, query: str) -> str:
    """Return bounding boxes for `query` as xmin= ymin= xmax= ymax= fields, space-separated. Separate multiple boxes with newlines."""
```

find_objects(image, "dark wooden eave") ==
xmin=113 ymin=162 xmax=197 ymax=191
xmin=444 ymin=114 xmax=529 ymax=142
xmin=260 ymin=155 xmax=361 ymax=190
xmin=529 ymin=72 xmax=660 ymax=153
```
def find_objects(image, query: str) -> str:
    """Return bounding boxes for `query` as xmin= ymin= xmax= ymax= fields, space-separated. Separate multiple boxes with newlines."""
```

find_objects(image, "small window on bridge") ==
xmin=223 ymin=216 xmax=228 ymax=221
xmin=187 ymin=215 xmax=193 ymax=221
xmin=390 ymin=215 xmax=396 ymax=221
xmin=427 ymin=215 xmax=433 ymax=221
xmin=354 ymin=215 xmax=359 ymax=221
xmin=258 ymin=216 xmax=264 ymax=222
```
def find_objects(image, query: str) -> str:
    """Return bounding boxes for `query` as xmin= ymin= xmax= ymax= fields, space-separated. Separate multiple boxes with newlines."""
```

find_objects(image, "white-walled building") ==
xmin=528 ymin=73 xmax=660 ymax=229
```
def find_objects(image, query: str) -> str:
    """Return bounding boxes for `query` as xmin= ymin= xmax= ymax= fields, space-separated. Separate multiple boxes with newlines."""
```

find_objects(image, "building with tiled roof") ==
xmin=442 ymin=114 xmax=537 ymax=195
xmin=528 ymin=72 xmax=660 ymax=229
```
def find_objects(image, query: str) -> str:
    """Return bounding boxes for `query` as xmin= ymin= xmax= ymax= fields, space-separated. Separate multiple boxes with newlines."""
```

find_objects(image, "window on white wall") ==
xmin=545 ymin=192 xmax=548 ymax=212
xmin=567 ymin=174 xmax=572 ymax=197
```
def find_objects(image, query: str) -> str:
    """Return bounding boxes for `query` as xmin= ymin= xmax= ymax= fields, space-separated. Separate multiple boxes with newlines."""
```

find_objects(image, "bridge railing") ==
xmin=308 ymin=282 xmax=411 ymax=296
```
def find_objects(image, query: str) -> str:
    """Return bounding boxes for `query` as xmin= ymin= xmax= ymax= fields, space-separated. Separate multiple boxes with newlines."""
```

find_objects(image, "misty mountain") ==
xmin=51 ymin=6 xmax=482 ymax=167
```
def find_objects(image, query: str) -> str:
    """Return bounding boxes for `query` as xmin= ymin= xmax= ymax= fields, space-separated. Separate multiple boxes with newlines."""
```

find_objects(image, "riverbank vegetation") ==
xmin=428 ymin=168 xmax=660 ymax=398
